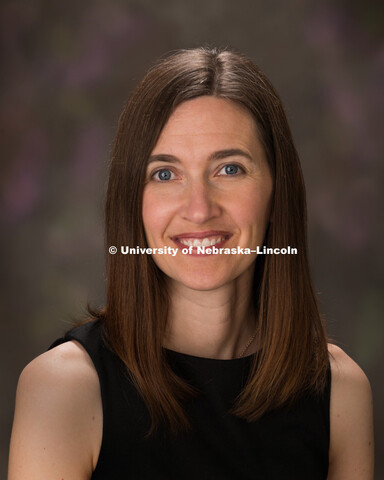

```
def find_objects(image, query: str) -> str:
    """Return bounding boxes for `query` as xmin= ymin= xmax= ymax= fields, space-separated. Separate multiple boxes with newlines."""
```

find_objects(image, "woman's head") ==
xmin=100 ymin=46 xmax=328 ymax=436
xmin=142 ymin=95 xmax=273 ymax=292
xmin=107 ymin=46 xmax=307 ymax=293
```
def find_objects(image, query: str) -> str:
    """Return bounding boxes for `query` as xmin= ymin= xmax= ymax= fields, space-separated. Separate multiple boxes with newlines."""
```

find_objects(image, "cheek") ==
xmin=142 ymin=192 xmax=158 ymax=240
xmin=234 ymin=186 xmax=272 ymax=228
xmin=142 ymin=190 xmax=173 ymax=241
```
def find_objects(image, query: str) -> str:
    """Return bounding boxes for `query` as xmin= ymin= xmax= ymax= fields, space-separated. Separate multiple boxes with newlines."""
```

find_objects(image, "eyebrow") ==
xmin=147 ymin=148 xmax=254 ymax=165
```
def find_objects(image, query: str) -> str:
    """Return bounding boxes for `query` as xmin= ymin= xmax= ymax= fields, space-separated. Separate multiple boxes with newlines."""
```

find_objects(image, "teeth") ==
xmin=178 ymin=236 xmax=224 ymax=247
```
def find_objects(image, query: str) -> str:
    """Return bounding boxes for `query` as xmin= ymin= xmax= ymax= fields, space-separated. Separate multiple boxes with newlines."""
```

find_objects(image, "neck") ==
xmin=163 ymin=271 xmax=257 ymax=359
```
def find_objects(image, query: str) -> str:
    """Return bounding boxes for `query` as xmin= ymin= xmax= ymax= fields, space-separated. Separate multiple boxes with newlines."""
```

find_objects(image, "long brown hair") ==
xmin=87 ymin=46 xmax=329 ymax=436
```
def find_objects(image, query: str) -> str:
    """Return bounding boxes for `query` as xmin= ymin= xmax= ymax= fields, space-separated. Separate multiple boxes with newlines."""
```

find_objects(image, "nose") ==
xmin=181 ymin=179 xmax=221 ymax=224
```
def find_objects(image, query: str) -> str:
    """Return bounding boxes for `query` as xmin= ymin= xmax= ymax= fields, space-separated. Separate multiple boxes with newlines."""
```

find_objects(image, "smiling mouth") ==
xmin=177 ymin=236 xmax=225 ymax=247
xmin=171 ymin=232 xmax=232 ymax=249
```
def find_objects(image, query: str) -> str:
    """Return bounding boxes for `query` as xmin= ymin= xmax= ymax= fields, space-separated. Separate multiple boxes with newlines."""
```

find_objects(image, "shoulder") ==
xmin=8 ymin=340 xmax=102 ymax=479
xmin=21 ymin=339 xmax=98 ymax=386
xmin=16 ymin=340 xmax=102 ymax=414
xmin=327 ymin=343 xmax=374 ymax=480
xmin=328 ymin=343 xmax=371 ymax=396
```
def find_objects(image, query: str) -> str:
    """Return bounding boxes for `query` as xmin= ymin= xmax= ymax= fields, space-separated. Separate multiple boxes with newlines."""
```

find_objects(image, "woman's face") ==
xmin=142 ymin=96 xmax=273 ymax=291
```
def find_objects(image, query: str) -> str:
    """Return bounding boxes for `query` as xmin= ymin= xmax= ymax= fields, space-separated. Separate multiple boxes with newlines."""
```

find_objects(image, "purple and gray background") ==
xmin=1 ymin=0 xmax=383 ymax=477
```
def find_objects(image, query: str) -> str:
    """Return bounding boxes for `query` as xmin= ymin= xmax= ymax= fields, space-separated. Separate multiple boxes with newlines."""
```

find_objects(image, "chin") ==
xmin=169 ymin=267 xmax=242 ymax=292
xmin=158 ymin=259 xmax=255 ymax=292
xmin=180 ymin=278 xmax=226 ymax=292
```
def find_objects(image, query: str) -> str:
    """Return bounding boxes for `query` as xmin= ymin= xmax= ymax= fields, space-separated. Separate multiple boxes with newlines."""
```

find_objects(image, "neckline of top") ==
xmin=164 ymin=347 xmax=257 ymax=363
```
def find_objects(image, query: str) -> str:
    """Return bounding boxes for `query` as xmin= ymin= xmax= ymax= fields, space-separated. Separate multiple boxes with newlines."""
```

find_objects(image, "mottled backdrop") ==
xmin=1 ymin=0 xmax=383 ymax=477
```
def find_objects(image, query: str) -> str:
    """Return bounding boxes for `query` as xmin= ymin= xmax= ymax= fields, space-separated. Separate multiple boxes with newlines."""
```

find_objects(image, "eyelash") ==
xmin=150 ymin=163 xmax=246 ymax=182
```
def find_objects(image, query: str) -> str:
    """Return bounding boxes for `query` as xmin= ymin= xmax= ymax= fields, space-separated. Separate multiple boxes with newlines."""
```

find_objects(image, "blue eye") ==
xmin=225 ymin=165 xmax=238 ymax=175
xmin=218 ymin=164 xmax=243 ymax=176
xmin=153 ymin=169 xmax=174 ymax=181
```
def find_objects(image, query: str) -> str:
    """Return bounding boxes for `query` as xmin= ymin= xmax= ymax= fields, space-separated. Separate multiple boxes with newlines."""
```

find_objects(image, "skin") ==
xmin=8 ymin=97 xmax=374 ymax=479
xmin=327 ymin=345 xmax=374 ymax=479
xmin=142 ymin=96 xmax=273 ymax=358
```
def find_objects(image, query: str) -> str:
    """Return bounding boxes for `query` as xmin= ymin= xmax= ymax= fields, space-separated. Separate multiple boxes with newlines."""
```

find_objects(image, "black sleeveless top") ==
xmin=49 ymin=320 xmax=331 ymax=479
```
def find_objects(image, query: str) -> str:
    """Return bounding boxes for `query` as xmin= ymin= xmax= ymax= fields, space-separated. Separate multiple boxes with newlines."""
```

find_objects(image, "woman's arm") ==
xmin=327 ymin=344 xmax=374 ymax=480
xmin=8 ymin=341 xmax=102 ymax=480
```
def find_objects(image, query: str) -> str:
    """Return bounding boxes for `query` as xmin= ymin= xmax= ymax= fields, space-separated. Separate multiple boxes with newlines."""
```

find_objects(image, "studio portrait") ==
xmin=2 ymin=2 xmax=382 ymax=479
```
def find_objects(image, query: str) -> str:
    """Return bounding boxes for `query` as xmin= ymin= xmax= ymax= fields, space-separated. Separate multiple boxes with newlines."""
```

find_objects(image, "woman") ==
xmin=8 ymin=47 xmax=374 ymax=479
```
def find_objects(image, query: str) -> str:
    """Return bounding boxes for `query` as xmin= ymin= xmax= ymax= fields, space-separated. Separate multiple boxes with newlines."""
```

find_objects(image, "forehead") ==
xmin=153 ymin=96 xmax=259 ymax=150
